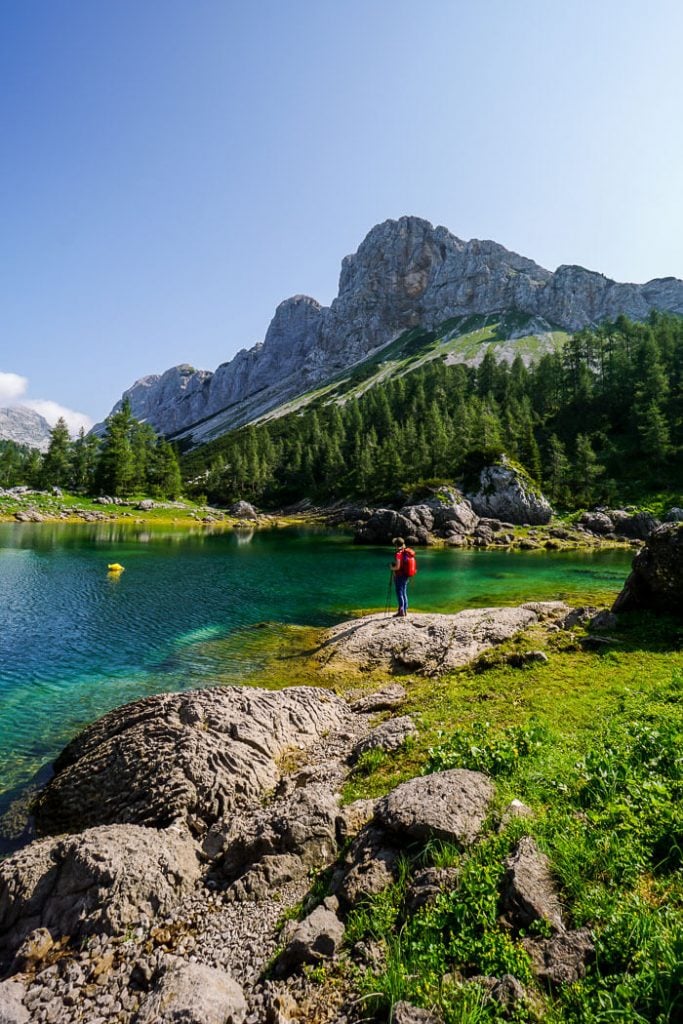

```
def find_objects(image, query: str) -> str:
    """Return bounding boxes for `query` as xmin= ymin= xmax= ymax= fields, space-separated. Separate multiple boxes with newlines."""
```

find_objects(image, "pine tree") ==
xmin=41 ymin=418 xmax=73 ymax=489
xmin=96 ymin=400 xmax=136 ymax=496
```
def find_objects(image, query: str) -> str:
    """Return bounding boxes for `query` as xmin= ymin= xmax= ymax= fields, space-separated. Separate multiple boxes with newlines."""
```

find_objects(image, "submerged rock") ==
xmin=319 ymin=603 xmax=568 ymax=676
xmin=33 ymin=686 xmax=352 ymax=836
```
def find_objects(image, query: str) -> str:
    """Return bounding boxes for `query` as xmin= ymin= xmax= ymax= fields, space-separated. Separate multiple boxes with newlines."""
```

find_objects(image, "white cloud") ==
xmin=23 ymin=400 xmax=94 ymax=436
xmin=0 ymin=369 xmax=93 ymax=436
xmin=0 ymin=371 xmax=28 ymax=403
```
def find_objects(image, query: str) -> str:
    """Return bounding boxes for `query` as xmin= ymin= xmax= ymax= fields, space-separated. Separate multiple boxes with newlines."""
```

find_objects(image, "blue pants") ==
xmin=395 ymin=574 xmax=409 ymax=614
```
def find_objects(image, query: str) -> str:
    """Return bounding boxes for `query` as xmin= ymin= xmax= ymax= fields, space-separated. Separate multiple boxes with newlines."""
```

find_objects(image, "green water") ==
xmin=0 ymin=522 xmax=631 ymax=848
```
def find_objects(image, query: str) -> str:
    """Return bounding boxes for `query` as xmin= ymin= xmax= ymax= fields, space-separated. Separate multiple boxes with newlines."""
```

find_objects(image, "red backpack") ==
xmin=400 ymin=548 xmax=417 ymax=577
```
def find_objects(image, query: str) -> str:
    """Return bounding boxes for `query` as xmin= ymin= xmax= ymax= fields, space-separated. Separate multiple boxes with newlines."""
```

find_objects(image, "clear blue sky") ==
xmin=2 ymin=0 xmax=682 ymax=429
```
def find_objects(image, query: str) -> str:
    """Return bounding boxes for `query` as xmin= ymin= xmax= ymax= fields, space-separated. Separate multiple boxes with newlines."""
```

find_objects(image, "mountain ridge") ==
xmin=96 ymin=217 xmax=683 ymax=446
xmin=0 ymin=406 xmax=52 ymax=452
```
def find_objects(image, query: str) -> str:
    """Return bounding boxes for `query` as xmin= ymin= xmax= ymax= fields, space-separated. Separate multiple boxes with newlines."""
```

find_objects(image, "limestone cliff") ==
xmin=0 ymin=407 xmax=52 ymax=452
xmin=97 ymin=217 xmax=683 ymax=444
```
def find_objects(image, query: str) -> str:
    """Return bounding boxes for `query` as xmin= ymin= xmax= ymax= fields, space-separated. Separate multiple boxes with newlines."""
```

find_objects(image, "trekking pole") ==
xmin=385 ymin=570 xmax=394 ymax=616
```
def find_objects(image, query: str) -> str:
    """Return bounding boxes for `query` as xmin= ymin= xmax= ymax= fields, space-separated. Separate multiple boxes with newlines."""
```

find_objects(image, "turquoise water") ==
xmin=0 ymin=522 xmax=631 ymax=848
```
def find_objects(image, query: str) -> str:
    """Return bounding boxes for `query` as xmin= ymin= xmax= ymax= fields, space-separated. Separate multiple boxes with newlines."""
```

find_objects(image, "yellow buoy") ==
xmin=107 ymin=563 xmax=125 ymax=573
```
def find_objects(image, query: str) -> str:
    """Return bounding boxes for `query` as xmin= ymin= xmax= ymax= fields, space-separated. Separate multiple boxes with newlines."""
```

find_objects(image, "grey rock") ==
xmin=228 ymin=501 xmax=259 ymax=520
xmin=0 ymin=825 xmax=200 ymax=964
xmin=134 ymin=957 xmax=247 ymax=1023
xmin=391 ymin=1002 xmax=441 ymax=1024
xmin=588 ymin=610 xmax=618 ymax=632
xmin=334 ymin=825 xmax=400 ymax=906
xmin=0 ymin=407 xmax=52 ymax=453
xmin=34 ymin=686 xmax=351 ymax=835
xmin=467 ymin=459 xmax=552 ymax=525
xmin=664 ymin=507 xmax=683 ymax=522
xmin=610 ymin=510 xmax=660 ymax=539
xmin=350 ymin=684 xmax=407 ymax=714
xmin=320 ymin=603 xmax=569 ymax=676
xmin=335 ymin=799 xmax=377 ymax=843
xmin=501 ymin=836 xmax=563 ymax=932
xmin=578 ymin=511 xmax=613 ymax=535
xmin=0 ymin=978 xmax=30 ymax=1024
xmin=350 ymin=716 xmax=417 ymax=762
xmin=274 ymin=906 xmax=345 ymax=975
xmin=211 ymin=781 xmax=339 ymax=882
xmin=613 ymin=523 xmax=683 ymax=616
xmin=405 ymin=867 xmax=460 ymax=914
xmin=376 ymin=770 xmax=493 ymax=846
xmin=522 ymin=928 xmax=594 ymax=986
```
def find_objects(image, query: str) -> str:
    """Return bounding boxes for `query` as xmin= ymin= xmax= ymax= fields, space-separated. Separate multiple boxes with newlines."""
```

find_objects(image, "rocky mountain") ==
xmin=98 ymin=217 xmax=683 ymax=447
xmin=0 ymin=406 xmax=52 ymax=452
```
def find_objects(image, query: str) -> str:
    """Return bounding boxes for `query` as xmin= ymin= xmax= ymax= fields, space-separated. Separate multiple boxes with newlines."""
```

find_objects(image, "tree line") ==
xmin=0 ymin=401 xmax=182 ymax=499
xmin=182 ymin=312 xmax=683 ymax=510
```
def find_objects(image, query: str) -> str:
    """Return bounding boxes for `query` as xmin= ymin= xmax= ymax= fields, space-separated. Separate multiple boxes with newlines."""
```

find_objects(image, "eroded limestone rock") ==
xmin=375 ymin=770 xmax=493 ymax=846
xmin=34 ymin=686 xmax=352 ymax=835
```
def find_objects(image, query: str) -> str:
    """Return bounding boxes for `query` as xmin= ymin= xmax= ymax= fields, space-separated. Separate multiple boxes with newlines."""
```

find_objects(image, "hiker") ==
xmin=390 ymin=536 xmax=417 ymax=617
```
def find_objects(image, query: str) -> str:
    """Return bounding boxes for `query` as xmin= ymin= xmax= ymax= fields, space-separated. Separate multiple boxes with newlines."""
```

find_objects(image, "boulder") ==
xmin=375 ymin=770 xmax=493 ymax=847
xmin=466 ymin=459 xmax=552 ymax=525
xmin=0 ymin=825 xmax=200 ymax=965
xmin=578 ymin=511 xmax=613 ymax=535
xmin=355 ymin=508 xmax=430 ymax=546
xmin=612 ymin=523 xmax=683 ymax=616
xmin=33 ymin=686 xmax=351 ymax=835
xmin=350 ymin=716 xmax=417 ymax=762
xmin=334 ymin=825 xmax=400 ymax=907
xmin=228 ymin=500 xmax=259 ymax=520
xmin=274 ymin=905 xmax=345 ymax=975
xmin=319 ymin=604 xmax=568 ymax=676
xmin=134 ymin=958 xmax=247 ymax=1024
xmin=610 ymin=510 xmax=660 ymax=539
xmin=501 ymin=836 xmax=564 ymax=932
xmin=522 ymin=928 xmax=594 ymax=986
xmin=664 ymin=507 xmax=683 ymax=523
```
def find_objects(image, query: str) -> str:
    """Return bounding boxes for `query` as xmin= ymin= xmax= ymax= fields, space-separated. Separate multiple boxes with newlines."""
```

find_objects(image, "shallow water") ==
xmin=0 ymin=522 xmax=631 ymax=846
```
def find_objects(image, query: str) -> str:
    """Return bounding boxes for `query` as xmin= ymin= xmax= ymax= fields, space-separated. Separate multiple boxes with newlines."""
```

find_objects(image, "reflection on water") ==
xmin=0 ymin=522 xmax=632 ymax=852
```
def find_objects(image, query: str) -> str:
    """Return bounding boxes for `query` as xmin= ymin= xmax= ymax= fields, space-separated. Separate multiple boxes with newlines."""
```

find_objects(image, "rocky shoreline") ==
xmin=0 ymin=599 xmax=623 ymax=1024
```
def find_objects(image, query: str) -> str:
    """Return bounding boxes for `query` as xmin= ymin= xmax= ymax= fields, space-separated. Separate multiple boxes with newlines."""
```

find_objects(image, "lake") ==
xmin=0 ymin=522 xmax=631 ymax=850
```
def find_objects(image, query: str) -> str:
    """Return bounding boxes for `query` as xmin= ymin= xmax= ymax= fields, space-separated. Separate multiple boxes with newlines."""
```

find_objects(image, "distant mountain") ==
xmin=0 ymin=407 xmax=52 ymax=452
xmin=97 ymin=217 xmax=683 ymax=447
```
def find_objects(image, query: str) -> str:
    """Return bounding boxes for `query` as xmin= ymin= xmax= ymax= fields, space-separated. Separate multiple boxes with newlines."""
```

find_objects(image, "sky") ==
xmin=2 ymin=0 xmax=683 ymax=431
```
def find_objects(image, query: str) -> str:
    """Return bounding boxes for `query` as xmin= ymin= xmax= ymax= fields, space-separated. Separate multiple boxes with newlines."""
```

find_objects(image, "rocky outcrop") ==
xmin=0 ymin=407 xmax=52 ymax=452
xmin=350 ymin=716 xmax=417 ymax=762
xmin=318 ymin=603 xmax=569 ymax=676
xmin=613 ymin=522 xmax=683 ymax=615
xmin=0 ymin=825 xmax=200 ymax=962
xmin=354 ymin=487 xmax=481 ymax=546
xmin=467 ymin=459 xmax=552 ymax=525
xmin=33 ymin=687 xmax=353 ymax=836
xmin=98 ymin=217 xmax=683 ymax=445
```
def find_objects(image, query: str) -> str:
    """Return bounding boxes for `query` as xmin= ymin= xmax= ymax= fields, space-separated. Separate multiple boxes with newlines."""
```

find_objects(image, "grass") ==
xmin=336 ymin=612 xmax=683 ymax=1022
